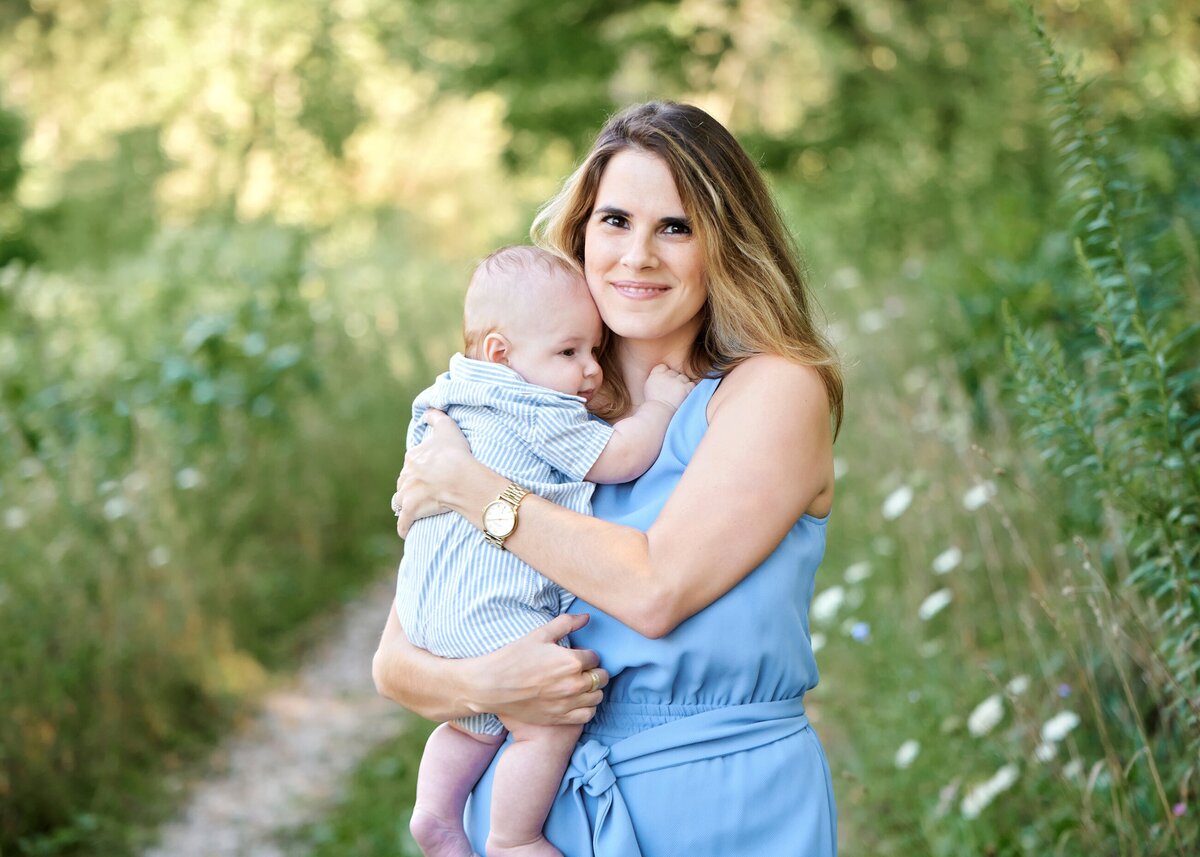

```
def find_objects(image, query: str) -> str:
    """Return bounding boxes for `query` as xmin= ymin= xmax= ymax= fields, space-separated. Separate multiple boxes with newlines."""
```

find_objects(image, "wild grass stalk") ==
xmin=1005 ymin=0 xmax=1200 ymax=745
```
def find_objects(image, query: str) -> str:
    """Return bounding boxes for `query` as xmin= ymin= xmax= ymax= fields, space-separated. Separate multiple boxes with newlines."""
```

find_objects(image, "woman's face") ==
xmin=583 ymin=149 xmax=707 ymax=350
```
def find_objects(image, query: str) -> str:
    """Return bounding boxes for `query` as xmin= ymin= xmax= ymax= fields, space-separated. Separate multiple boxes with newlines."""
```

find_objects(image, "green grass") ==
xmin=282 ymin=718 xmax=436 ymax=857
xmin=0 ymin=220 xmax=464 ymax=855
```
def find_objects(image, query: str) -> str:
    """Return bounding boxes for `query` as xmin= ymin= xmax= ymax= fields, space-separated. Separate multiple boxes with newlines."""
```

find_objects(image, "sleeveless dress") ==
xmin=464 ymin=376 xmax=838 ymax=856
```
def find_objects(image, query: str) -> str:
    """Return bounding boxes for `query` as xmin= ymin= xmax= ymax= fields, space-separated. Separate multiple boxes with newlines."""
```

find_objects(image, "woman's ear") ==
xmin=482 ymin=332 xmax=511 ymax=365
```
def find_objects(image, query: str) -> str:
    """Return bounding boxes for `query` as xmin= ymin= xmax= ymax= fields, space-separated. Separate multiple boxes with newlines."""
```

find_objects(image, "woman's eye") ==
xmin=601 ymin=214 xmax=627 ymax=228
xmin=663 ymin=221 xmax=691 ymax=235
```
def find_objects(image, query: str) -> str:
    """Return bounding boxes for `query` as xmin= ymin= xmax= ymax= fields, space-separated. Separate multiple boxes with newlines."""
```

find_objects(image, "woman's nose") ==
xmin=620 ymin=230 xmax=657 ymax=270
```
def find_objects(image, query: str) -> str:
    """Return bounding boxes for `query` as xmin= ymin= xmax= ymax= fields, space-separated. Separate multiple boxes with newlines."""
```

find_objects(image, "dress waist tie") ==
xmin=560 ymin=696 xmax=810 ymax=857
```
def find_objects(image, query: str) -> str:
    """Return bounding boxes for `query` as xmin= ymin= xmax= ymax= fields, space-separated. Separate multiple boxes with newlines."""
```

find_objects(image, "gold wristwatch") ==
xmin=482 ymin=483 xmax=531 ymax=549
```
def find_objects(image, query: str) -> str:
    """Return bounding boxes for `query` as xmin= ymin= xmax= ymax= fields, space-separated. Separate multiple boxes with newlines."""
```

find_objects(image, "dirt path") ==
xmin=143 ymin=577 xmax=410 ymax=857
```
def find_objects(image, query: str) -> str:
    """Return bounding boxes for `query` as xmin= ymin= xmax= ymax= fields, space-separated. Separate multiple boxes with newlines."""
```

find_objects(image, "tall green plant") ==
xmin=1004 ymin=1 xmax=1199 ymax=740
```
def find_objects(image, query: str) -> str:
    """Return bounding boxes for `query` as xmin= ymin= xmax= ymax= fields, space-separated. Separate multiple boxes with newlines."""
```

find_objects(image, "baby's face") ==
xmin=504 ymin=285 xmax=605 ymax=402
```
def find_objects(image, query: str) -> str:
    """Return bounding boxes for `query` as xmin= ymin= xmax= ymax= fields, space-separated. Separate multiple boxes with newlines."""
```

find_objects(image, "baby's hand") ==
xmin=643 ymin=364 xmax=695 ymax=411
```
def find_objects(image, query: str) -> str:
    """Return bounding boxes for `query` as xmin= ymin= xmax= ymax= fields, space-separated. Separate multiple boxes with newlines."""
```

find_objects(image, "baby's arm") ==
xmin=586 ymin=364 xmax=695 ymax=484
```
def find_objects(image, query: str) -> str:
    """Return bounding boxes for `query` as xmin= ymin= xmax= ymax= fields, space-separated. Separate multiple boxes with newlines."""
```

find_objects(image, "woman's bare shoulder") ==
xmin=708 ymin=354 xmax=831 ymax=423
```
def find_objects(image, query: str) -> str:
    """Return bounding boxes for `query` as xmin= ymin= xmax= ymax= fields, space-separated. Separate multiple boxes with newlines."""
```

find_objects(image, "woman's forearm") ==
xmin=441 ymin=460 xmax=666 ymax=636
xmin=374 ymin=601 xmax=608 ymax=725
xmin=372 ymin=603 xmax=481 ymax=722
xmin=428 ymin=361 xmax=835 ymax=639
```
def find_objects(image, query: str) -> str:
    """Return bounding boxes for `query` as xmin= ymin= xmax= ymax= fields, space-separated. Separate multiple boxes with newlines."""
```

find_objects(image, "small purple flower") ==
xmin=851 ymin=622 xmax=871 ymax=641
xmin=1173 ymin=802 xmax=1186 ymax=817
xmin=1057 ymin=683 xmax=1071 ymax=698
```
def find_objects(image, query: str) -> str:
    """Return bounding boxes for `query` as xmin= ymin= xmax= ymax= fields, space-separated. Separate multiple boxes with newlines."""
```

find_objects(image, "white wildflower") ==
xmin=894 ymin=739 xmax=920 ymax=769
xmin=932 ymin=547 xmax=963 ymax=575
xmin=1040 ymin=710 xmax=1081 ymax=744
xmin=843 ymin=561 xmax=872 ymax=584
xmin=918 ymin=588 xmax=953 ymax=621
xmin=1062 ymin=759 xmax=1084 ymax=781
xmin=918 ymin=640 xmax=943 ymax=658
xmin=1034 ymin=741 xmax=1057 ymax=763
xmin=811 ymin=586 xmax=846 ymax=625
xmin=858 ymin=309 xmax=887 ymax=333
xmin=962 ymin=480 xmax=997 ymax=511
xmin=881 ymin=485 xmax=914 ymax=521
xmin=243 ymin=331 xmax=267 ymax=356
xmin=934 ymin=779 xmax=961 ymax=819
xmin=967 ymin=694 xmax=1005 ymax=736
xmin=4 ymin=507 xmax=28 ymax=530
xmin=902 ymin=368 xmax=928 ymax=394
xmin=911 ymin=412 xmax=938 ymax=433
xmin=123 ymin=471 xmax=148 ymax=493
xmin=99 ymin=480 xmax=119 ymax=495
xmin=833 ymin=457 xmax=848 ymax=480
xmin=1005 ymin=675 xmax=1030 ymax=696
xmin=961 ymin=763 xmax=1020 ymax=819
xmin=103 ymin=497 xmax=130 ymax=521
xmin=810 ymin=632 xmax=826 ymax=653
xmin=148 ymin=546 xmax=171 ymax=568
xmin=176 ymin=468 xmax=203 ymax=490
xmin=831 ymin=267 xmax=861 ymax=290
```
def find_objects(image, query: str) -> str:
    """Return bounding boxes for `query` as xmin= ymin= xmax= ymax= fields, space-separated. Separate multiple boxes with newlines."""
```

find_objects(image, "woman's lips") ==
xmin=612 ymin=281 xmax=670 ymax=300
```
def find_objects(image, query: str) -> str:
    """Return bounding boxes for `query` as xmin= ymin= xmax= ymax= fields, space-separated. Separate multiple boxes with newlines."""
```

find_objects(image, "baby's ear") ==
xmin=481 ymin=332 xmax=511 ymax=365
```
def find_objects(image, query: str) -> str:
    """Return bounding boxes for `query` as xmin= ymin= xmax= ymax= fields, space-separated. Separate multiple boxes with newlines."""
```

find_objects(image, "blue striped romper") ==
xmin=394 ymin=353 xmax=614 ymax=735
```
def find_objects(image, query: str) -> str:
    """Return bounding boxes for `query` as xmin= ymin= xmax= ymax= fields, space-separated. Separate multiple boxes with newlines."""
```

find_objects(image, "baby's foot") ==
xmin=485 ymin=833 xmax=562 ymax=857
xmin=409 ymin=807 xmax=475 ymax=857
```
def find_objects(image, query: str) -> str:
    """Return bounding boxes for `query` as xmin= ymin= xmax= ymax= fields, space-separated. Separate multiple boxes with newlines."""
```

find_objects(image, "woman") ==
xmin=377 ymin=101 xmax=843 ymax=856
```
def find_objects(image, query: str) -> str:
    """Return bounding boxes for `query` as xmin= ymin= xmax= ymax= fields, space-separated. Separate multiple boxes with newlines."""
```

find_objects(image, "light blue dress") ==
xmin=464 ymin=376 xmax=838 ymax=856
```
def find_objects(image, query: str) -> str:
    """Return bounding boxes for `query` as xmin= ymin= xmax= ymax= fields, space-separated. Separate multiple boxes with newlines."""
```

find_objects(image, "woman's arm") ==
xmin=372 ymin=605 xmax=608 ymax=725
xmin=396 ymin=356 xmax=834 ymax=639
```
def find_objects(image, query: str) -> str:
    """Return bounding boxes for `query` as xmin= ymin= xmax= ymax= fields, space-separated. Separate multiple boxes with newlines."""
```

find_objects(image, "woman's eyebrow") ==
xmin=594 ymin=206 xmax=690 ymax=227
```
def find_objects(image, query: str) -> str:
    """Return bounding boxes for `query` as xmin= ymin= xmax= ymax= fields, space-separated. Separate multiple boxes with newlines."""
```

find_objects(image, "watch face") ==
xmin=484 ymin=501 xmax=516 ymax=537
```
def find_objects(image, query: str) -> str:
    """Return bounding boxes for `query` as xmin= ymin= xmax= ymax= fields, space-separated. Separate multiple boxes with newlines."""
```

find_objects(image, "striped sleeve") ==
xmin=527 ymin=397 xmax=614 ymax=481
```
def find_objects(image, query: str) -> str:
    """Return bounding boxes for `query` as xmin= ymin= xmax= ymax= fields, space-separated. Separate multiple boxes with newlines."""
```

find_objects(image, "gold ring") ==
xmin=587 ymin=669 xmax=601 ymax=692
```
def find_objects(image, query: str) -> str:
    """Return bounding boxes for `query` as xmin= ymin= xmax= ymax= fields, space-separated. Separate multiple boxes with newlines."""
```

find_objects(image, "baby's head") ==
xmin=464 ymin=246 xmax=604 ymax=402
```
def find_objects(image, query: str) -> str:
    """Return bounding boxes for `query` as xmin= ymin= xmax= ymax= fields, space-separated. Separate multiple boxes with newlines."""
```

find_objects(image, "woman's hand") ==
xmin=374 ymin=607 xmax=607 ymax=725
xmin=394 ymin=408 xmax=476 ymax=538
xmin=472 ymin=613 xmax=609 ymax=726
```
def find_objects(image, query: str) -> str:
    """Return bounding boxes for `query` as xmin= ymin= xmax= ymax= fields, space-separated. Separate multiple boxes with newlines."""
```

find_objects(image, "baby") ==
xmin=395 ymin=245 xmax=694 ymax=857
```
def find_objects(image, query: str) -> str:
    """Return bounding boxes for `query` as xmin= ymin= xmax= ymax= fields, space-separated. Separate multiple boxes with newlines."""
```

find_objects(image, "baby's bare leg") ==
xmin=411 ymin=722 xmax=505 ymax=857
xmin=484 ymin=720 xmax=582 ymax=857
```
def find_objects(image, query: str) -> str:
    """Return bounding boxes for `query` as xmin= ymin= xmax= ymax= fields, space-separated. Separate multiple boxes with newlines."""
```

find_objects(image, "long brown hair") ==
xmin=532 ymin=101 xmax=843 ymax=436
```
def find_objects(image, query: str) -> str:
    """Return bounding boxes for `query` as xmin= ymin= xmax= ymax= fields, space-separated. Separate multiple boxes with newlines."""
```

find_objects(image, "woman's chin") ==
xmin=604 ymin=312 xmax=704 ymax=351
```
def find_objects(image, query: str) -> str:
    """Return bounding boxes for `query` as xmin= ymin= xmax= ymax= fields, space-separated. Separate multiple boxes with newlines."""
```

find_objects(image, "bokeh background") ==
xmin=1 ymin=0 xmax=1197 ymax=854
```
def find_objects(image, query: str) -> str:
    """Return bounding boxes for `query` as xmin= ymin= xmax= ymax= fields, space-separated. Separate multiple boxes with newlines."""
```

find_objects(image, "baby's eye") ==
xmin=560 ymin=348 xmax=576 ymax=357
